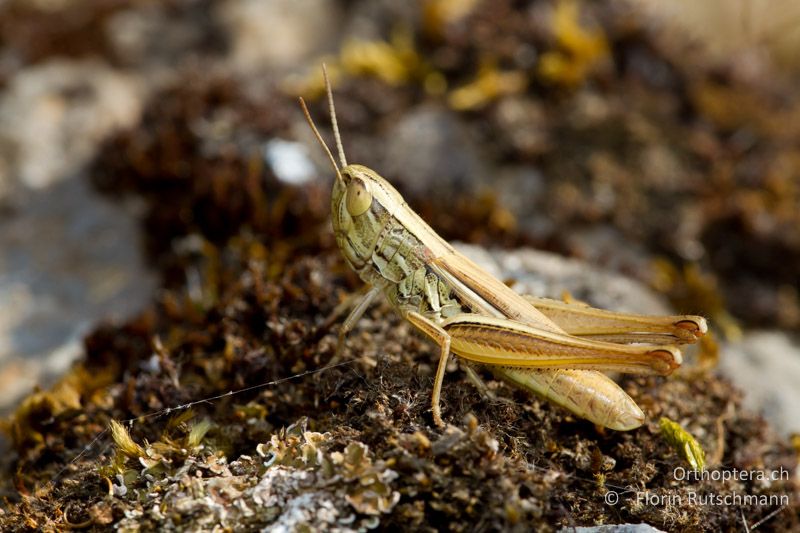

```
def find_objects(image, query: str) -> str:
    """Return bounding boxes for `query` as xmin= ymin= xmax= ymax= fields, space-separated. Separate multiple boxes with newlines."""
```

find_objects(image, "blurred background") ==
xmin=0 ymin=0 xmax=799 ymax=434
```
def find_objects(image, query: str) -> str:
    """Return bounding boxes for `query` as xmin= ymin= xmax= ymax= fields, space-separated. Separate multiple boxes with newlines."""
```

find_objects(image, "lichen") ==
xmin=105 ymin=417 xmax=399 ymax=532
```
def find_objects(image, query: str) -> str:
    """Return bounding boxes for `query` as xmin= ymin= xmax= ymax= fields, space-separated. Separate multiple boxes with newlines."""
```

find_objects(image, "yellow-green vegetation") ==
xmin=659 ymin=417 xmax=707 ymax=471
xmin=449 ymin=63 xmax=528 ymax=110
xmin=538 ymin=0 xmax=609 ymax=86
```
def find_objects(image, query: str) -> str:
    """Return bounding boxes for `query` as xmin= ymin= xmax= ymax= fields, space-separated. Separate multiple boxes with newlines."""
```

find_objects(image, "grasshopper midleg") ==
xmin=298 ymin=65 xmax=707 ymax=431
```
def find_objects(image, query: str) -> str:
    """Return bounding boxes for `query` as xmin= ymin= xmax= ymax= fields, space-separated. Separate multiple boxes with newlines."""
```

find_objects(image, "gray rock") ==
xmin=0 ymin=60 xmax=143 ymax=200
xmin=559 ymin=524 xmax=665 ymax=533
xmin=384 ymin=105 xmax=485 ymax=196
xmin=264 ymin=139 xmax=318 ymax=186
xmin=0 ymin=56 xmax=153 ymax=414
xmin=719 ymin=331 xmax=800 ymax=436
xmin=216 ymin=0 xmax=339 ymax=72
xmin=455 ymin=243 xmax=672 ymax=315
xmin=0 ymin=178 xmax=156 ymax=413
xmin=107 ymin=3 xmax=224 ymax=70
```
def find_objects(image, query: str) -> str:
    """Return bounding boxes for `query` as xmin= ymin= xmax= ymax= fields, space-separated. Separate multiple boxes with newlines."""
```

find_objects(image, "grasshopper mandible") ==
xmin=298 ymin=66 xmax=706 ymax=431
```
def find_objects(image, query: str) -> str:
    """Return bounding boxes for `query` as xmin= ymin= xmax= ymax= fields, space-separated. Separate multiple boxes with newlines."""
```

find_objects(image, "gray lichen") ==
xmin=113 ymin=418 xmax=399 ymax=532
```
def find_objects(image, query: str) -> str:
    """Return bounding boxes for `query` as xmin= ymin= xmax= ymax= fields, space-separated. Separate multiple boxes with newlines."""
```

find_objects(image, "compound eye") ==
xmin=345 ymin=178 xmax=372 ymax=216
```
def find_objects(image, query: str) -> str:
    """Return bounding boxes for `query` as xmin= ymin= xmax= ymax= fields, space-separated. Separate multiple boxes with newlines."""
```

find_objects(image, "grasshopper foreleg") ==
xmin=332 ymin=286 xmax=382 ymax=363
xmin=406 ymin=311 xmax=453 ymax=428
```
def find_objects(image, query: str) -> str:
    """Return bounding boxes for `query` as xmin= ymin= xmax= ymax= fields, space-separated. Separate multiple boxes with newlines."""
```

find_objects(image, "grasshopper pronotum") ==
xmin=299 ymin=66 xmax=706 ymax=431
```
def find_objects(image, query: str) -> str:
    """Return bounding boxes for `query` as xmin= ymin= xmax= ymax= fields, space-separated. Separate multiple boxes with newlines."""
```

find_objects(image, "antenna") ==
xmin=322 ymin=64 xmax=347 ymax=168
xmin=299 ymin=96 xmax=341 ymax=182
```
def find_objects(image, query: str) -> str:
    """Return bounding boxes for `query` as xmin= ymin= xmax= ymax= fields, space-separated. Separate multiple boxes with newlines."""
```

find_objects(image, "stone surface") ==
xmin=217 ymin=0 xmax=339 ymax=72
xmin=0 ymin=178 xmax=156 ymax=413
xmin=0 ymin=60 xmax=143 ymax=199
xmin=559 ymin=524 xmax=666 ymax=533
xmin=456 ymin=243 xmax=672 ymax=315
xmin=384 ymin=105 xmax=486 ymax=196
xmin=719 ymin=331 xmax=800 ymax=437
xmin=0 ymin=52 xmax=155 ymax=414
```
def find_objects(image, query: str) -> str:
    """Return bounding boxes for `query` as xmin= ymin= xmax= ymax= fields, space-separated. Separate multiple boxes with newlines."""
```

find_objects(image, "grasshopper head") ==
xmin=330 ymin=163 xmax=406 ymax=270
xmin=335 ymin=164 xmax=405 ymax=217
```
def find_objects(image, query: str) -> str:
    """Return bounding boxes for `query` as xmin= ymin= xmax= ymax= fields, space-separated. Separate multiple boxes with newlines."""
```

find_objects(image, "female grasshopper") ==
xmin=299 ymin=66 xmax=706 ymax=431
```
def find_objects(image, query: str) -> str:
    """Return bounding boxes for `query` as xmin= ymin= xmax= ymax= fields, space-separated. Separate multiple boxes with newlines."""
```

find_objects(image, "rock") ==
xmin=719 ymin=331 xmax=800 ymax=437
xmin=559 ymin=524 xmax=666 ymax=533
xmin=217 ymin=0 xmax=339 ymax=72
xmin=0 ymin=178 xmax=156 ymax=413
xmin=106 ymin=3 xmax=224 ymax=70
xmin=384 ymin=105 xmax=485 ymax=196
xmin=0 ymin=56 xmax=153 ymax=414
xmin=0 ymin=60 xmax=144 ymax=200
xmin=455 ymin=243 xmax=672 ymax=315
xmin=264 ymin=139 xmax=318 ymax=186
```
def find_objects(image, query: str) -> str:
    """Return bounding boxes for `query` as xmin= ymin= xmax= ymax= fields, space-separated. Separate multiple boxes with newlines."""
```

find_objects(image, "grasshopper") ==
xmin=298 ymin=66 xmax=706 ymax=431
